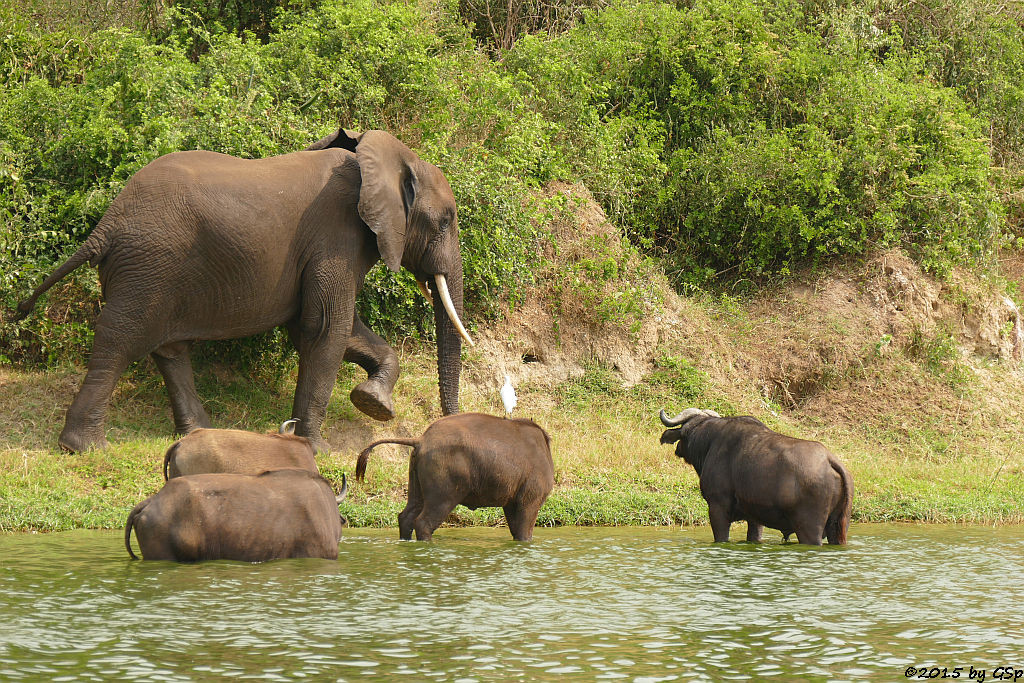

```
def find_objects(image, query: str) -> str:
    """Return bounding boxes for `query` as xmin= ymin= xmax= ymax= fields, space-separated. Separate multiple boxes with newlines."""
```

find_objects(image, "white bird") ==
xmin=500 ymin=375 xmax=517 ymax=418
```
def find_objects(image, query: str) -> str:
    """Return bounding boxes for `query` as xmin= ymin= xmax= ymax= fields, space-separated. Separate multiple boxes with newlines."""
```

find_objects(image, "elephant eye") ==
xmin=441 ymin=209 xmax=456 ymax=232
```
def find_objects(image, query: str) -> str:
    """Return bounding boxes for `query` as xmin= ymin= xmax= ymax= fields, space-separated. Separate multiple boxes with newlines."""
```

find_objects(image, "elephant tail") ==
xmin=355 ymin=438 xmax=419 ymax=482
xmin=825 ymin=454 xmax=854 ymax=545
xmin=14 ymin=233 xmax=108 ymax=320
xmin=124 ymin=499 xmax=148 ymax=560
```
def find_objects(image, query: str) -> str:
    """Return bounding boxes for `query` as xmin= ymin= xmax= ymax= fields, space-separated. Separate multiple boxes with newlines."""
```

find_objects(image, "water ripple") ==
xmin=1 ymin=524 xmax=1023 ymax=679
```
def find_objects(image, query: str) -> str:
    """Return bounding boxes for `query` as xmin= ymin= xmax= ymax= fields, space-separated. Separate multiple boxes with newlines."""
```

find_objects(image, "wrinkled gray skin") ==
xmin=163 ymin=425 xmax=319 ymax=481
xmin=16 ymin=129 xmax=468 ymax=454
xmin=659 ymin=408 xmax=853 ymax=546
xmin=124 ymin=468 xmax=344 ymax=562
xmin=356 ymin=412 xmax=554 ymax=541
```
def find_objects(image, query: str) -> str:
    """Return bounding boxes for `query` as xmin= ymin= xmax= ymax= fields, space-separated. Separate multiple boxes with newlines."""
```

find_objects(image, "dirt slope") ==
xmin=466 ymin=181 xmax=1024 ymax=423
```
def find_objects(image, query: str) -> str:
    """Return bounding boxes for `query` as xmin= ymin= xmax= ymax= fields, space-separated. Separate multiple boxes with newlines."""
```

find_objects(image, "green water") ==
xmin=1 ymin=524 xmax=1022 ymax=681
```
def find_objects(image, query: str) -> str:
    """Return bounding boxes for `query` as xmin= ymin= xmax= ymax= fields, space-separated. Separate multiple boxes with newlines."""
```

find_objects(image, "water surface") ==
xmin=1 ymin=524 xmax=1022 ymax=680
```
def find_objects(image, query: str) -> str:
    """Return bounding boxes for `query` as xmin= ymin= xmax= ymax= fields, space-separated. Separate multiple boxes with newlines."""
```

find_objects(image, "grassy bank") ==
xmin=3 ymin=333 xmax=1022 ymax=532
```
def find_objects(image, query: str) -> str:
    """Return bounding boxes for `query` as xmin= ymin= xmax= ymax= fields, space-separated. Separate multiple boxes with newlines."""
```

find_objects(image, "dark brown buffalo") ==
xmin=163 ymin=420 xmax=318 ymax=480
xmin=659 ymin=408 xmax=853 ymax=545
xmin=125 ymin=468 xmax=345 ymax=562
xmin=355 ymin=412 xmax=554 ymax=541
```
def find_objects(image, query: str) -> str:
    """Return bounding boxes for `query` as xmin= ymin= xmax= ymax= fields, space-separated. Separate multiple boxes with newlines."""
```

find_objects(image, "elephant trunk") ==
xmin=434 ymin=266 xmax=466 ymax=416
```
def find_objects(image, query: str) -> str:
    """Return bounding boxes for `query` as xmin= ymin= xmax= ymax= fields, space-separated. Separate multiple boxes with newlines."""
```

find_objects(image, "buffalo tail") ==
xmin=162 ymin=441 xmax=180 ymax=481
xmin=355 ymin=437 xmax=419 ymax=482
xmin=825 ymin=455 xmax=854 ymax=545
xmin=124 ymin=500 xmax=147 ymax=560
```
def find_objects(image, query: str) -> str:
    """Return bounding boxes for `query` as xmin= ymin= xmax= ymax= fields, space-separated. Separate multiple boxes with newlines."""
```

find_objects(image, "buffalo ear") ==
xmin=659 ymin=429 xmax=682 ymax=445
xmin=356 ymin=130 xmax=419 ymax=273
xmin=305 ymin=128 xmax=361 ymax=151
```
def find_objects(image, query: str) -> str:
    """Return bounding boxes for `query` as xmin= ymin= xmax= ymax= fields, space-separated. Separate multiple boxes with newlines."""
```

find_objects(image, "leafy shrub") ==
xmin=2 ymin=0 xmax=1021 ymax=371
xmin=457 ymin=0 xmax=609 ymax=51
xmin=1 ymin=0 xmax=548 ymax=364
xmin=514 ymin=0 xmax=1004 ymax=284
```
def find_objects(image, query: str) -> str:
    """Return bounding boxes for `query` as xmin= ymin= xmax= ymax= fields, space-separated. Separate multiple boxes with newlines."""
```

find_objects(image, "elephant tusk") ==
xmin=417 ymin=279 xmax=434 ymax=306
xmin=434 ymin=273 xmax=475 ymax=347
xmin=280 ymin=418 xmax=299 ymax=435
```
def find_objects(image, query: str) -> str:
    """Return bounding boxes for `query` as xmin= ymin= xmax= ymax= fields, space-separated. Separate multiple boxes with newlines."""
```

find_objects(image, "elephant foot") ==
xmin=173 ymin=413 xmax=212 ymax=436
xmin=58 ymin=426 xmax=108 ymax=453
xmin=307 ymin=434 xmax=331 ymax=455
xmin=350 ymin=380 xmax=395 ymax=422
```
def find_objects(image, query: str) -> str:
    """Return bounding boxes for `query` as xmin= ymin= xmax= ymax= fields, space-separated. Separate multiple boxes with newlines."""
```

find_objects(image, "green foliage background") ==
xmin=2 ymin=0 xmax=1022 ymax=365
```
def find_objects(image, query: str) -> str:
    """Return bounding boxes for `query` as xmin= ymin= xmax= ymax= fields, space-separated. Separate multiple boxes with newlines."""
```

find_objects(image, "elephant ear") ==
xmin=356 ymin=130 xmax=418 ymax=273
xmin=305 ymin=128 xmax=362 ymax=152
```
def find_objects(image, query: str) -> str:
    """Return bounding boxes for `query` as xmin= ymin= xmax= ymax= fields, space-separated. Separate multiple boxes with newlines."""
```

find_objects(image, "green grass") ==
xmin=2 ymin=335 xmax=1023 ymax=533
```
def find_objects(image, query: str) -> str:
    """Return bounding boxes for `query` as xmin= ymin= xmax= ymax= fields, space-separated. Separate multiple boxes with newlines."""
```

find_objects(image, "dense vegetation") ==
xmin=2 ymin=0 xmax=1022 ymax=366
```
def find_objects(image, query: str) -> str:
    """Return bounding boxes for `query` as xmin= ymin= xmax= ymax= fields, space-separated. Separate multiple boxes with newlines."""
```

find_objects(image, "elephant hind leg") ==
xmin=59 ymin=318 xmax=149 ymax=452
xmin=152 ymin=341 xmax=211 ymax=435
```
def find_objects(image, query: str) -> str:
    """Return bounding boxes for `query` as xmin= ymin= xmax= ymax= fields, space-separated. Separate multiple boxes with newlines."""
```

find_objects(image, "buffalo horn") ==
xmin=702 ymin=409 xmax=721 ymax=418
xmin=659 ymin=407 xmax=705 ymax=427
xmin=335 ymin=473 xmax=349 ymax=505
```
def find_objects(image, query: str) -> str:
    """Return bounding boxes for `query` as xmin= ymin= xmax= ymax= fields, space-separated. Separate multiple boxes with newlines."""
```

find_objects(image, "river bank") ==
xmin=2 ymin=355 xmax=1022 ymax=532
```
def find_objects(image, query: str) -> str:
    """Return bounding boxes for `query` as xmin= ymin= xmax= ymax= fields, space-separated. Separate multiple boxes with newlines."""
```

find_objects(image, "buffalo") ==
xmin=659 ymin=408 xmax=853 ymax=545
xmin=163 ymin=420 xmax=318 ymax=480
xmin=355 ymin=412 xmax=554 ymax=541
xmin=125 ymin=468 xmax=346 ymax=562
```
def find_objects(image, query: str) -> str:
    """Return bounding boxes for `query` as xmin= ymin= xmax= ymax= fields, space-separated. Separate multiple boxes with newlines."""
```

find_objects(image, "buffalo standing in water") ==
xmin=356 ymin=412 xmax=554 ymax=541
xmin=659 ymin=408 xmax=853 ymax=545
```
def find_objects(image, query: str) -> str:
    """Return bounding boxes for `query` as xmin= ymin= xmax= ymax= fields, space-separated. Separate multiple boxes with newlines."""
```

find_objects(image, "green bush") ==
xmin=518 ymin=0 xmax=1003 ymax=284
xmin=0 ymin=0 xmax=548 ymax=365
xmin=2 ymin=0 xmax=1021 ymax=369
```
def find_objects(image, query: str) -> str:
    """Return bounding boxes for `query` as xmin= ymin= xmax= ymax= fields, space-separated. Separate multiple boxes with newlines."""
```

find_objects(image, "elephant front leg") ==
xmin=290 ymin=282 xmax=353 ymax=454
xmin=344 ymin=314 xmax=399 ymax=422
xmin=291 ymin=344 xmax=346 ymax=454
xmin=152 ymin=341 xmax=211 ymax=435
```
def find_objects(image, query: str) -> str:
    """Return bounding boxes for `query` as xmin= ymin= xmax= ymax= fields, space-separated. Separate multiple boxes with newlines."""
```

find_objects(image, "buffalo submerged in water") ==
xmin=659 ymin=408 xmax=853 ymax=545
xmin=125 ymin=468 xmax=348 ymax=562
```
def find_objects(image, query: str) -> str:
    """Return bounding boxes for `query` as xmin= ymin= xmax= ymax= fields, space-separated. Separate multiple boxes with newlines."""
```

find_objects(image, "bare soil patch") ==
xmin=465 ymin=182 xmax=1024 ymax=426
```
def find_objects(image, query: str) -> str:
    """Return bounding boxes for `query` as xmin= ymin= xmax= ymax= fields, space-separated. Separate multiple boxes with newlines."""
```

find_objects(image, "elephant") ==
xmin=15 ymin=128 xmax=473 ymax=453
xmin=162 ymin=419 xmax=319 ymax=480
xmin=659 ymin=408 xmax=853 ymax=545
xmin=125 ymin=468 xmax=348 ymax=562
xmin=355 ymin=412 xmax=554 ymax=541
